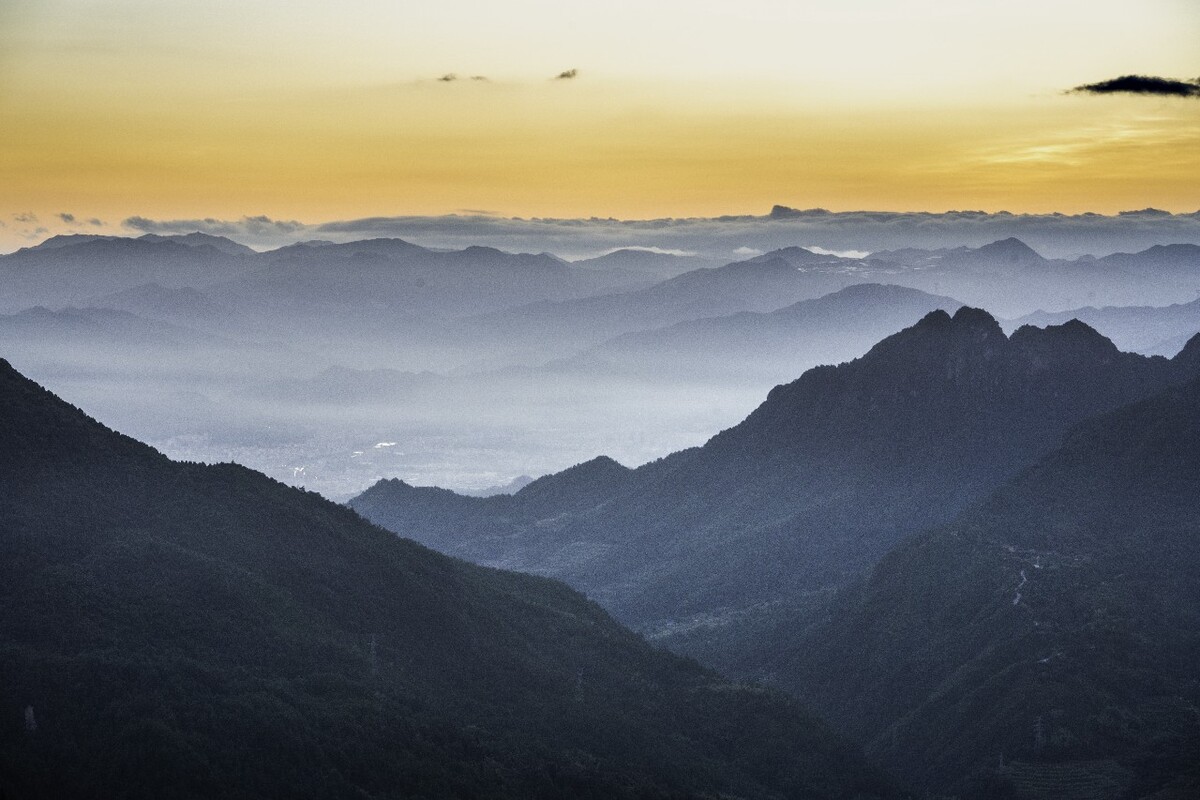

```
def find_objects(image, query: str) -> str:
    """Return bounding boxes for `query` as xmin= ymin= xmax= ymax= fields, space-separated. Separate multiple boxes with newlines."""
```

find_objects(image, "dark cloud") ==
xmin=58 ymin=212 xmax=76 ymax=223
xmin=1118 ymin=207 xmax=1173 ymax=217
xmin=555 ymin=68 xmax=578 ymax=80
xmin=1071 ymin=74 xmax=1200 ymax=98
xmin=88 ymin=218 xmax=105 ymax=227
xmin=437 ymin=73 xmax=458 ymax=82
xmin=13 ymin=212 xmax=38 ymax=223
xmin=121 ymin=215 xmax=307 ymax=248
xmin=123 ymin=214 xmax=305 ymax=235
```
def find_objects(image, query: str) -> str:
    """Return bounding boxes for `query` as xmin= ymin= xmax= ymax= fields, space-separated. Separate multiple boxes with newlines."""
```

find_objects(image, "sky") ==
xmin=1 ymin=0 xmax=1198 ymax=250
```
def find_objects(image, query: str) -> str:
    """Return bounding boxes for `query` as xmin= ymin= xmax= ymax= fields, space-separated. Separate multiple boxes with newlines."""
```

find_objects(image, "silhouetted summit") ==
xmin=967 ymin=236 xmax=1045 ymax=264
xmin=516 ymin=455 xmax=633 ymax=509
xmin=750 ymin=246 xmax=842 ymax=266
xmin=353 ymin=310 xmax=1200 ymax=660
xmin=1010 ymin=316 xmax=1121 ymax=360
xmin=782 ymin=372 xmax=1200 ymax=797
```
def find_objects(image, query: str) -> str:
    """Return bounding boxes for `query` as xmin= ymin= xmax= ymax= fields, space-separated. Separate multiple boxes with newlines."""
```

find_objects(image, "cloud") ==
xmin=437 ymin=73 xmax=458 ymax=82
xmin=88 ymin=218 xmax=105 ymax=227
xmin=805 ymin=245 xmax=871 ymax=259
xmin=597 ymin=245 xmax=698 ymax=257
xmin=1071 ymin=74 xmax=1200 ymax=98
xmin=115 ymin=208 xmax=1200 ymax=260
xmin=554 ymin=68 xmax=578 ymax=80
xmin=1118 ymin=207 xmax=1173 ymax=217
xmin=58 ymin=212 xmax=76 ymax=223
xmin=124 ymin=214 xmax=306 ymax=236
xmin=121 ymin=214 xmax=308 ymax=248
xmin=13 ymin=212 xmax=38 ymax=223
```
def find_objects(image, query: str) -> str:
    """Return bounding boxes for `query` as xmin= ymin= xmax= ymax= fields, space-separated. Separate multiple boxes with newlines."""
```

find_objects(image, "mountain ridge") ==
xmin=352 ymin=309 xmax=1200 ymax=665
xmin=772 ymin=372 xmax=1200 ymax=796
xmin=0 ymin=355 xmax=895 ymax=799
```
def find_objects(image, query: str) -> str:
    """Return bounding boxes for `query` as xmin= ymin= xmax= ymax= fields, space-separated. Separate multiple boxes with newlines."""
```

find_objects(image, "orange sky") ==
xmin=1 ymin=1 xmax=1198 ymax=249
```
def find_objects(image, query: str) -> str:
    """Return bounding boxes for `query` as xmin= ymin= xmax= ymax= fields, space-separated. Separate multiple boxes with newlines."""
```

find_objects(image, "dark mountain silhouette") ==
xmin=579 ymin=284 xmax=963 ymax=383
xmin=771 ymin=374 xmax=1200 ymax=798
xmin=1013 ymin=297 xmax=1200 ymax=356
xmin=515 ymin=455 xmax=634 ymax=510
xmin=352 ymin=310 xmax=1200 ymax=658
xmin=0 ymin=357 xmax=894 ymax=800
xmin=350 ymin=456 xmax=638 ymax=574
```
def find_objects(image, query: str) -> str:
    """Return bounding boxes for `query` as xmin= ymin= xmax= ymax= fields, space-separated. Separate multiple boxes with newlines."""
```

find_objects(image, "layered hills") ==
xmin=0 ymin=358 xmax=892 ymax=799
xmin=580 ymin=283 xmax=963 ymax=383
xmin=352 ymin=310 xmax=1200 ymax=653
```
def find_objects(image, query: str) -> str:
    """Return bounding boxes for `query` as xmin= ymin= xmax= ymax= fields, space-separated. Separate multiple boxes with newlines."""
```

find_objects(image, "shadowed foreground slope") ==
xmin=777 ymin=376 xmax=1200 ymax=797
xmin=0 ymin=358 xmax=893 ymax=800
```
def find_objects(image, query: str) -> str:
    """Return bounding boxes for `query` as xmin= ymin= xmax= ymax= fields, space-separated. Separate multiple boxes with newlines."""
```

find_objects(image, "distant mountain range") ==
xmin=7 ymin=230 xmax=1200 ymax=502
xmin=5 ymin=233 xmax=1199 ymax=371
xmin=569 ymin=248 xmax=715 ymax=282
xmin=861 ymin=239 xmax=1200 ymax=317
xmin=451 ymin=239 xmax=1200 ymax=364
xmin=0 ymin=233 xmax=649 ymax=320
xmin=0 ymin=235 xmax=255 ymax=311
xmin=578 ymin=283 xmax=963 ymax=383
xmin=0 ymin=356 xmax=894 ymax=799
xmin=456 ymin=247 xmax=907 ymax=361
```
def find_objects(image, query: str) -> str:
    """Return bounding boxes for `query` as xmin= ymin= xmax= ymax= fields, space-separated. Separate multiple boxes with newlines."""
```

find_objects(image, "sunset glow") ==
xmin=2 ymin=0 xmax=1198 ymax=249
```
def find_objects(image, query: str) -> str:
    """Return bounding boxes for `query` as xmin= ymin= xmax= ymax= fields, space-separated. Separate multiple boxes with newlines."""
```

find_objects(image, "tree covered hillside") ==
xmin=0 ymin=358 xmax=893 ymax=800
